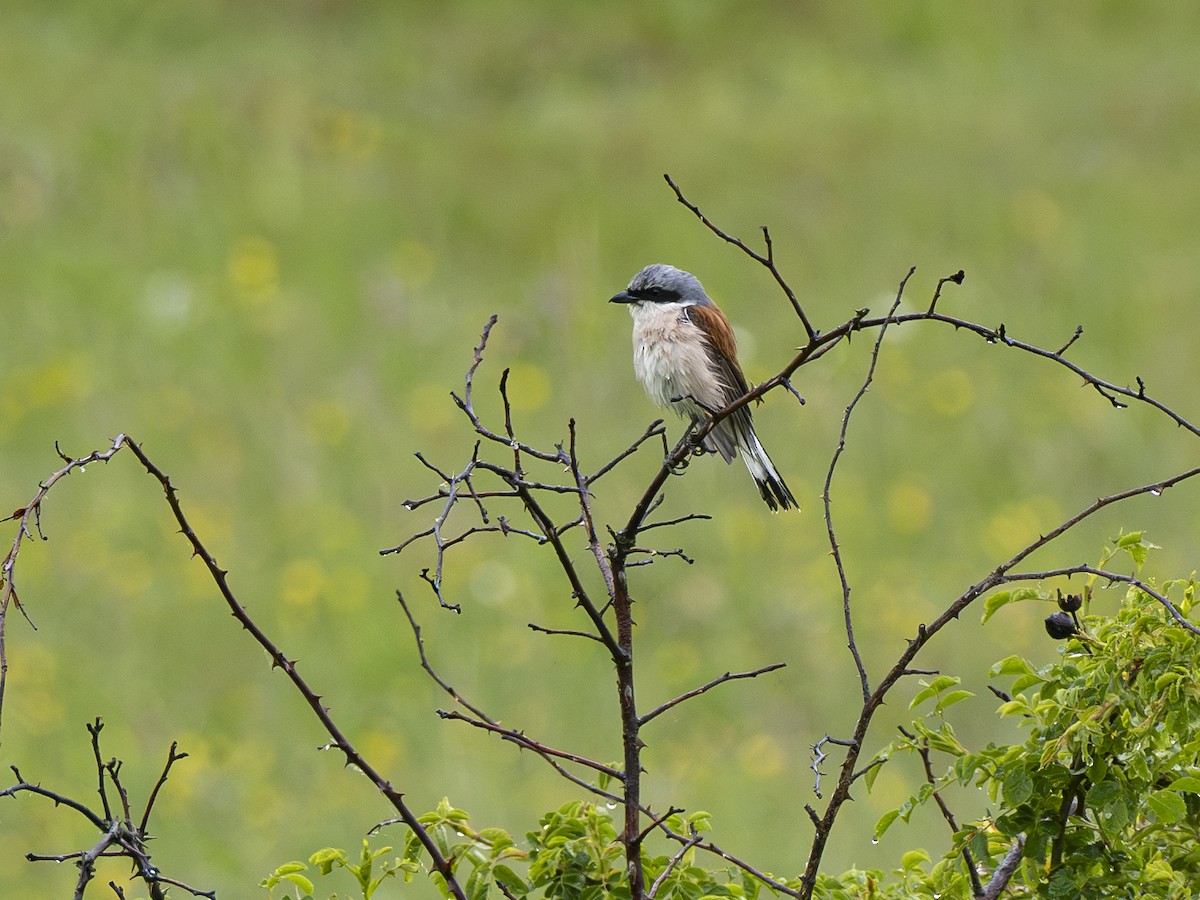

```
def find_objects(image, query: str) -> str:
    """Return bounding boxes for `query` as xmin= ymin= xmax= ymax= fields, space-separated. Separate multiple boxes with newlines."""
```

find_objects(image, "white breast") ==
xmin=627 ymin=302 xmax=721 ymax=418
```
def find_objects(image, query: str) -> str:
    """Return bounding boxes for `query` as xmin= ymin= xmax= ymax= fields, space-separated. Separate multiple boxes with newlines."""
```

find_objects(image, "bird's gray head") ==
xmin=609 ymin=264 xmax=714 ymax=308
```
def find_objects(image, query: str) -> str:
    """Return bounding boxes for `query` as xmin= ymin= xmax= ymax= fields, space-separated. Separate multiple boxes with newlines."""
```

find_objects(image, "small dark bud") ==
xmin=1045 ymin=612 xmax=1078 ymax=640
xmin=1057 ymin=591 xmax=1083 ymax=613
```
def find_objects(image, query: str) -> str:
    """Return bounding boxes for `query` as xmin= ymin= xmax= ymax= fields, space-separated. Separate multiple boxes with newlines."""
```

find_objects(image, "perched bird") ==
xmin=610 ymin=263 xmax=798 ymax=512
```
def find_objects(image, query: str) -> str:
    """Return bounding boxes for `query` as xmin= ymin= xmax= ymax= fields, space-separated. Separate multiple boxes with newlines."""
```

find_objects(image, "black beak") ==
xmin=609 ymin=290 xmax=636 ymax=304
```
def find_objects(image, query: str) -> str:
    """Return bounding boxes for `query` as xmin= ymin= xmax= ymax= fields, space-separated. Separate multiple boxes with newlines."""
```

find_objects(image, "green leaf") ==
xmin=493 ymin=865 xmax=528 ymax=896
xmin=1167 ymin=776 xmax=1200 ymax=793
xmin=863 ymin=754 xmax=888 ymax=791
xmin=981 ymin=590 xmax=1013 ymax=623
xmin=873 ymin=809 xmax=899 ymax=841
xmin=1147 ymin=790 xmax=1187 ymax=824
xmin=900 ymin=849 xmax=931 ymax=871
xmin=282 ymin=872 xmax=315 ymax=894
xmin=1114 ymin=531 xmax=1161 ymax=571
xmin=1009 ymin=672 xmax=1047 ymax=693
xmin=934 ymin=689 xmax=974 ymax=713
xmin=309 ymin=847 xmax=346 ymax=875
xmin=997 ymin=699 xmax=1031 ymax=718
xmin=1002 ymin=766 xmax=1033 ymax=806
xmin=477 ymin=828 xmax=514 ymax=853
xmin=968 ymin=829 xmax=991 ymax=865
xmin=990 ymin=655 xmax=1034 ymax=677
xmin=909 ymin=676 xmax=961 ymax=710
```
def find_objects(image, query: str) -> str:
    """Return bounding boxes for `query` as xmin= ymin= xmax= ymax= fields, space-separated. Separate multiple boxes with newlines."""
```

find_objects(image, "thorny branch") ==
xmin=1 ymin=434 xmax=127 ymax=732
xmin=664 ymin=172 xmax=817 ymax=342
xmin=661 ymin=176 xmax=1200 ymax=896
xmin=0 ymin=721 xmax=212 ymax=899
xmin=387 ymin=312 xmax=809 ymax=900
xmin=638 ymin=663 xmax=786 ymax=727
xmin=0 ymin=433 xmax=474 ymax=900
xmin=119 ymin=437 xmax=473 ymax=900
xmin=4 ymin=176 xmax=1200 ymax=900
xmin=395 ymin=590 xmax=624 ymax=803
xmin=822 ymin=268 xmax=915 ymax=704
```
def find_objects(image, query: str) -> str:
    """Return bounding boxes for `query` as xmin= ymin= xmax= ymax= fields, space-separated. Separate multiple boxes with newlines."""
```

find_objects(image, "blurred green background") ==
xmin=3 ymin=1 xmax=1199 ymax=895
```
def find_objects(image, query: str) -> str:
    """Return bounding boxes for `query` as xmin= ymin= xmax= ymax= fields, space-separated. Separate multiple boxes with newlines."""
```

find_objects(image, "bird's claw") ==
xmin=668 ymin=454 xmax=692 ymax=475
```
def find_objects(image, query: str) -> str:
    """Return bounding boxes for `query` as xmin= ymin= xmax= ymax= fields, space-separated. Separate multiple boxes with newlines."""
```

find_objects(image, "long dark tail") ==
xmin=739 ymin=431 xmax=798 ymax=512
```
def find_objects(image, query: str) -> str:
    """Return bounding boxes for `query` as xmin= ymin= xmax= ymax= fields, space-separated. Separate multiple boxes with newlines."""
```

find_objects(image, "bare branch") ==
xmin=647 ymin=827 xmax=702 ymax=900
xmin=120 ymin=437 xmax=471 ymax=900
xmin=586 ymin=419 xmax=667 ymax=485
xmin=639 ymin=663 xmax=786 ymax=727
xmin=1 ymin=765 xmax=108 ymax=831
xmin=437 ymin=709 xmax=623 ymax=781
xmin=1 ymin=434 xmax=129 ymax=732
xmin=663 ymin=173 xmax=817 ymax=341
xmin=822 ymin=268 xmax=915 ymax=703
xmin=810 ymin=736 xmax=858 ymax=799
xmin=397 ymin=592 xmax=622 ymax=803
xmin=139 ymin=742 xmax=188 ymax=835
xmin=527 ymin=622 xmax=605 ymax=644
xmin=927 ymin=268 xmax=965 ymax=313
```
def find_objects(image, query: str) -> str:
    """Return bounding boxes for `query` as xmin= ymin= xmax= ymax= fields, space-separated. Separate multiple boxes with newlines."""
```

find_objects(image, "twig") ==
xmin=139 ymin=741 xmax=188 ymax=835
xmin=664 ymin=173 xmax=817 ymax=341
xmin=927 ymin=269 xmax=965 ymax=313
xmin=1 ymin=434 xmax=129 ymax=734
xmin=655 ymin=824 xmax=803 ymax=899
xmin=639 ymin=663 xmax=786 ymax=726
xmin=647 ymin=827 xmax=702 ymax=900
xmin=823 ymin=268 xmax=916 ymax=703
xmin=88 ymin=718 xmax=114 ymax=824
xmin=2 ymin=765 xmax=107 ymax=831
xmin=1055 ymin=325 xmax=1084 ymax=356
xmin=437 ymin=709 xmax=623 ymax=781
xmin=120 ymin=437 xmax=471 ymax=900
xmin=586 ymin=420 xmax=667 ymax=485
xmin=810 ymin=736 xmax=857 ymax=799
xmin=637 ymin=513 xmax=713 ymax=532
xmin=397 ymin=592 xmax=622 ymax=802
xmin=450 ymin=317 xmax=563 ymax=464
xmin=527 ymin=622 xmax=605 ymax=644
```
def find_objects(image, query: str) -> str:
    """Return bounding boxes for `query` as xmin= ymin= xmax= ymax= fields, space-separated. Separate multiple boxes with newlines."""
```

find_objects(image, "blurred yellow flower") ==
xmin=280 ymin=557 xmax=327 ymax=607
xmin=228 ymin=235 xmax=280 ymax=303
xmin=304 ymin=399 xmax=351 ymax=447
xmin=738 ymin=732 xmax=785 ymax=779
xmin=887 ymin=481 xmax=933 ymax=534
xmin=926 ymin=368 xmax=974 ymax=418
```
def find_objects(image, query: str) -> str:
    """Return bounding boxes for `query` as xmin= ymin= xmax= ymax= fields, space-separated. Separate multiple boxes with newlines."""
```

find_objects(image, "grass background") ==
xmin=2 ymin=2 xmax=1199 ymax=895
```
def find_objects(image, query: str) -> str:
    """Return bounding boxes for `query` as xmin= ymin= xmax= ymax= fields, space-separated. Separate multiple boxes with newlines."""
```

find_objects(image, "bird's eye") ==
xmin=645 ymin=286 xmax=664 ymax=296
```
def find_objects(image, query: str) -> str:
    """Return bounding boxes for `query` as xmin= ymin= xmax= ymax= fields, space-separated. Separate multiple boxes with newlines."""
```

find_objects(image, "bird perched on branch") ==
xmin=610 ymin=263 xmax=798 ymax=512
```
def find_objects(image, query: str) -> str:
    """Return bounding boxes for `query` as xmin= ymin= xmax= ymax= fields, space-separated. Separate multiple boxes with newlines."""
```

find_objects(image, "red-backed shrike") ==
xmin=610 ymin=263 xmax=798 ymax=512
